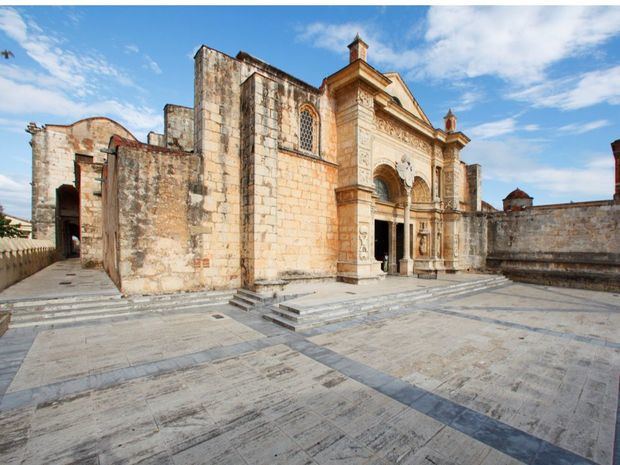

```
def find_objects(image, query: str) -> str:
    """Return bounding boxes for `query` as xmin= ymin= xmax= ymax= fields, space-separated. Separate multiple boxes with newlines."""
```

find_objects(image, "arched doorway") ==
xmin=373 ymin=164 xmax=404 ymax=273
xmin=56 ymin=184 xmax=80 ymax=258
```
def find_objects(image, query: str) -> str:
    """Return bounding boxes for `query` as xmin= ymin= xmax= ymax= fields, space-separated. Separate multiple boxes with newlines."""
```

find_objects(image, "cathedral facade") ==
xmin=28 ymin=37 xmax=483 ymax=295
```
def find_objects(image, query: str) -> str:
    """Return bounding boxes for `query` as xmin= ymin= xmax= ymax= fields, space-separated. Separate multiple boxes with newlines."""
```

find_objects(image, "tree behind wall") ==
xmin=0 ymin=205 xmax=26 ymax=238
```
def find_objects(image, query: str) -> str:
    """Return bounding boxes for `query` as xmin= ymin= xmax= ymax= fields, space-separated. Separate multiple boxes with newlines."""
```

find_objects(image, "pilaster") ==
xmin=240 ymin=72 xmax=280 ymax=289
xmin=334 ymin=83 xmax=384 ymax=283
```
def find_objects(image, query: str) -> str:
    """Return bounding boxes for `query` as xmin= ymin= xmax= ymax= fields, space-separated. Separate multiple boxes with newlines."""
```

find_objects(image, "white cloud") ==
xmin=0 ymin=76 xmax=163 ymax=139
xmin=297 ymin=7 xmax=620 ymax=114
xmin=467 ymin=117 xmax=517 ymax=139
xmin=296 ymin=22 xmax=418 ymax=72
xmin=452 ymin=90 xmax=484 ymax=112
xmin=523 ymin=124 xmax=540 ymax=132
xmin=462 ymin=138 xmax=614 ymax=198
xmin=558 ymin=119 xmax=610 ymax=134
xmin=144 ymin=54 xmax=162 ymax=74
xmin=0 ymin=174 xmax=30 ymax=218
xmin=124 ymin=44 xmax=139 ymax=54
xmin=422 ymin=6 xmax=620 ymax=84
xmin=0 ymin=7 xmax=135 ymax=94
xmin=0 ymin=117 xmax=26 ymax=133
xmin=510 ymin=66 xmax=620 ymax=110
xmin=297 ymin=7 xmax=620 ymax=87
xmin=0 ymin=8 xmax=163 ymax=140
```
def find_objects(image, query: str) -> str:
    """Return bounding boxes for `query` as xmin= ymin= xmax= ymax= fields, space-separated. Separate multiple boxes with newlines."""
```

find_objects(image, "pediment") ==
xmin=383 ymin=72 xmax=431 ymax=126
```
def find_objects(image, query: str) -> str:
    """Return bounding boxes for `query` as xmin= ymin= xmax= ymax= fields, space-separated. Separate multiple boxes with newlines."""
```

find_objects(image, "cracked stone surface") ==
xmin=0 ymin=281 xmax=618 ymax=465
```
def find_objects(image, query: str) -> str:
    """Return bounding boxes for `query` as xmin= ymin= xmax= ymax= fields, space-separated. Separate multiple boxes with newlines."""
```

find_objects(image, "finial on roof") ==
xmin=348 ymin=34 xmax=369 ymax=63
xmin=444 ymin=109 xmax=457 ymax=133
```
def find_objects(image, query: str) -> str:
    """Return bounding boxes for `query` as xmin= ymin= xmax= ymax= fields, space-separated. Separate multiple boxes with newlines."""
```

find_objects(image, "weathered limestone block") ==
xmin=164 ymin=104 xmax=194 ymax=152
xmin=78 ymin=162 xmax=104 ymax=268
xmin=103 ymin=136 xmax=200 ymax=295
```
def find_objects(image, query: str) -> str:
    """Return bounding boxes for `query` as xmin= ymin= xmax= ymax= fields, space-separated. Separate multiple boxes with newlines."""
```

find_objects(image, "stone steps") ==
xmin=264 ymin=276 xmax=509 ymax=331
xmin=7 ymin=290 xmax=235 ymax=328
xmin=228 ymin=288 xmax=312 ymax=312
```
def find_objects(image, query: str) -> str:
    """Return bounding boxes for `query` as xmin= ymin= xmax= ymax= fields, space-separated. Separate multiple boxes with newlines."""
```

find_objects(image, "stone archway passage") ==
xmin=56 ymin=184 xmax=79 ymax=258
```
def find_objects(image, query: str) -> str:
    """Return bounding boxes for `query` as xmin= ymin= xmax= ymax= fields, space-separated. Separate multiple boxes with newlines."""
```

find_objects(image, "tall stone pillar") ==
xmin=389 ymin=220 xmax=397 ymax=274
xmin=443 ymin=143 xmax=462 ymax=270
xmin=335 ymin=84 xmax=383 ymax=283
xmin=612 ymin=139 xmax=620 ymax=202
xmin=396 ymin=155 xmax=414 ymax=276
xmin=240 ymin=72 xmax=280 ymax=290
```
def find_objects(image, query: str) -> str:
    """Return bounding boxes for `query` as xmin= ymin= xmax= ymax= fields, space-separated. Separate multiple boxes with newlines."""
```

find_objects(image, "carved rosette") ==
xmin=356 ymin=88 xmax=374 ymax=109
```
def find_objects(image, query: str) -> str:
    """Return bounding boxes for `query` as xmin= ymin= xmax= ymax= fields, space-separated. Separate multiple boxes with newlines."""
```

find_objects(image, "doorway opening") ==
xmin=396 ymin=223 xmax=404 ymax=273
xmin=374 ymin=220 xmax=389 ymax=271
xmin=56 ymin=184 xmax=80 ymax=258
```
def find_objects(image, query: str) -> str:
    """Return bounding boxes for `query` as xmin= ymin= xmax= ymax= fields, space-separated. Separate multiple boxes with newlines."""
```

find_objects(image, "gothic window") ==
xmin=299 ymin=104 xmax=319 ymax=154
xmin=374 ymin=178 xmax=390 ymax=202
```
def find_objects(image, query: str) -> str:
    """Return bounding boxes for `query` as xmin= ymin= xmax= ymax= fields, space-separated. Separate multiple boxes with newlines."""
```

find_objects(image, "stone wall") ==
xmin=0 ymin=238 xmax=55 ymax=292
xmin=276 ymin=151 xmax=339 ymax=279
xmin=193 ymin=46 xmax=336 ymax=290
xmin=77 ymin=162 xmax=103 ymax=268
xmin=103 ymin=137 xmax=200 ymax=295
xmin=460 ymin=212 xmax=487 ymax=271
xmin=484 ymin=201 xmax=620 ymax=290
xmin=29 ymin=118 xmax=136 ymax=245
xmin=164 ymin=105 xmax=194 ymax=152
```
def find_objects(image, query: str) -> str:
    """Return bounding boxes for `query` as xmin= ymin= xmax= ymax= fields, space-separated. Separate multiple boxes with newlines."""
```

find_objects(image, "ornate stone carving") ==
xmin=396 ymin=154 xmax=414 ymax=189
xmin=418 ymin=234 xmax=427 ymax=256
xmin=359 ymin=223 xmax=369 ymax=261
xmin=376 ymin=114 xmax=432 ymax=155
xmin=359 ymin=149 xmax=370 ymax=168
xmin=359 ymin=167 xmax=371 ymax=186
xmin=433 ymin=144 xmax=443 ymax=159
xmin=359 ymin=128 xmax=371 ymax=148
xmin=356 ymin=89 xmax=374 ymax=109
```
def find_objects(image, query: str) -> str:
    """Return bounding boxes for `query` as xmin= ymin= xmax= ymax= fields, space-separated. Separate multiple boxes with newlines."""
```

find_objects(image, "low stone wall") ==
xmin=0 ymin=238 xmax=55 ymax=292
xmin=485 ymin=201 xmax=620 ymax=291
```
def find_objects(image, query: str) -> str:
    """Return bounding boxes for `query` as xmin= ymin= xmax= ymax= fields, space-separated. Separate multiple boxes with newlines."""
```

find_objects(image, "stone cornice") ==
xmin=325 ymin=60 xmax=392 ymax=94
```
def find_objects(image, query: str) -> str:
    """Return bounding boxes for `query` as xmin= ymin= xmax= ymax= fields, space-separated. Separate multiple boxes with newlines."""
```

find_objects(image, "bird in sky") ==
xmin=1 ymin=50 xmax=15 ymax=59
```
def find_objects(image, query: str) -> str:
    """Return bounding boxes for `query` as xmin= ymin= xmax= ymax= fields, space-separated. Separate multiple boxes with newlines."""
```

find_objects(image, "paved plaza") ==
xmin=0 ymin=278 xmax=618 ymax=464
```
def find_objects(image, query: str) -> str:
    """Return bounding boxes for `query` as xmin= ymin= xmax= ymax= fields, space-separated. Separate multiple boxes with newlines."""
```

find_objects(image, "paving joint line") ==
xmin=0 ymin=331 xmax=296 ymax=412
xmin=420 ymin=307 xmax=619 ymax=349
xmin=285 ymin=337 xmax=597 ymax=465
xmin=222 ymin=307 xmax=599 ymax=465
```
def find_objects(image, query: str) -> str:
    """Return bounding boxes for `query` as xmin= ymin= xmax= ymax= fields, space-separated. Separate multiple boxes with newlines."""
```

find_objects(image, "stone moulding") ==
xmin=375 ymin=113 xmax=433 ymax=156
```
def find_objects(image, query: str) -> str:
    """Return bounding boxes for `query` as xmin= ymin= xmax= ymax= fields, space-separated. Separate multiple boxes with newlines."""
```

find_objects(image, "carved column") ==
xmin=389 ymin=220 xmax=397 ymax=274
xmin=396 ymin=154 xmax=414 ymax=276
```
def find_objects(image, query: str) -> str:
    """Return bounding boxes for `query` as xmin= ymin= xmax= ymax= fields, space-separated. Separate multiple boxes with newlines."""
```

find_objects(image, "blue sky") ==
xmin=1 ymin=6 xmax=619 ymax=218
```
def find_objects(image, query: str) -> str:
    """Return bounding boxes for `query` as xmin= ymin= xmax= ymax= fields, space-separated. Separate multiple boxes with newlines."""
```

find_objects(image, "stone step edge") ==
xmin=2 ymin=293 xmax=123 ymax=308
xmin=7 ymin=293 xmax=233 ymax=316
xmin=269 ymin=281 xmax=506 ymax=324
xmin=11 ymin=299 xmax=232 ymax=324
xmin=265 ymin=280 xmax=510 ymax=330
xmin=281 ymin=277 xmax=507 ymax=315
xmin=9 ymin=294 xmax=233 ymax=319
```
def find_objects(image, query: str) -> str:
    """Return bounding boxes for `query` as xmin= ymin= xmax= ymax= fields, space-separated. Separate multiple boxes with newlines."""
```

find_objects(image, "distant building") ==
xmin=502 ymin=188 xmax=533 ymax=212
xmin=4 ymin=214 xmax=32 ymax=238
